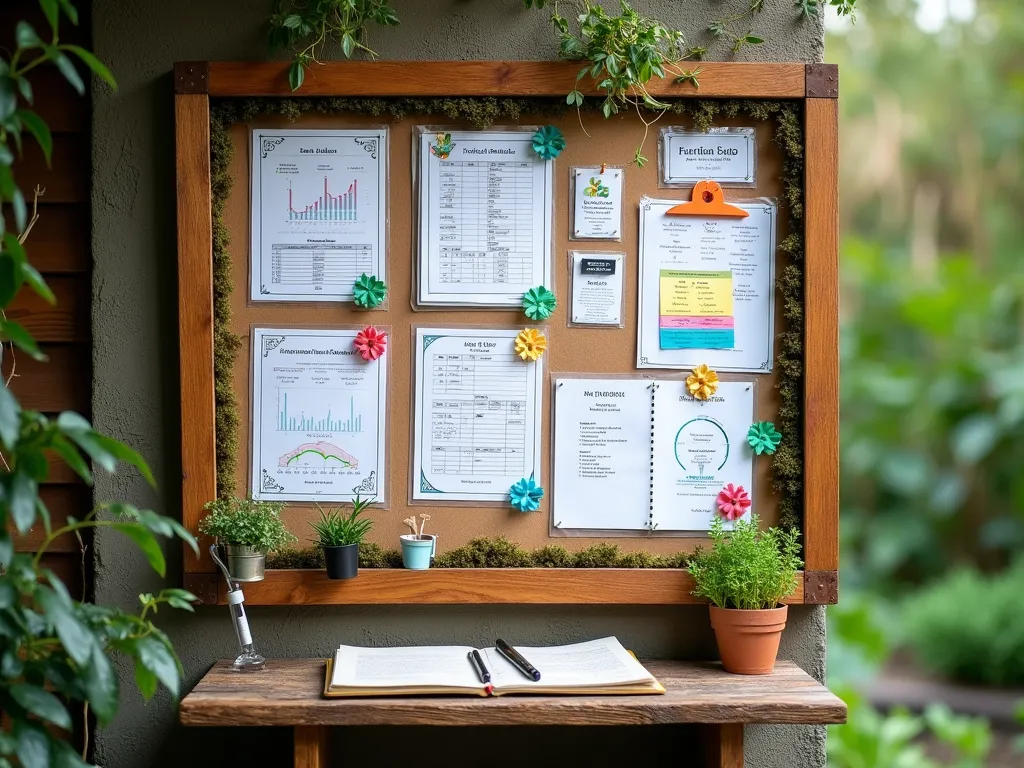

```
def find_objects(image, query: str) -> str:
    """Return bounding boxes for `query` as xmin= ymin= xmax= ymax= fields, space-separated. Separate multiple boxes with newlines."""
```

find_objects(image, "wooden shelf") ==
xmin=224 ymin=568 xmax=810 ymax=606
xmin=180 ymin=658 xmax=846 ymax=727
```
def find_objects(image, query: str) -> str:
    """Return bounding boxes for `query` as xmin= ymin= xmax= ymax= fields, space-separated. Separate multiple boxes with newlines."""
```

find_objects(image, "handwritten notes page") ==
xmin=552 ymin=378 xmax=652 ymax=530
xmin=637 ymin=197 xmax=777 ymax=372
xmin=412 ymin=328 xmax=543 ymax=502
xmin=650 ymin=380 xmax=754 ymax=531
xmin=416 ymin=129 xmax=553 ymax=306
xmin=249 ymin=129 xmax=388 ymax=302
xmin=250 ymin=327 xmax=388 ymax=503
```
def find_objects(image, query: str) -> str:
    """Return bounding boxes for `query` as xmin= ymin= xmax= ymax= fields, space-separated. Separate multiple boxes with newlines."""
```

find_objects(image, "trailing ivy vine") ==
xmin=209 ymin=96 xmax=805 ymax=537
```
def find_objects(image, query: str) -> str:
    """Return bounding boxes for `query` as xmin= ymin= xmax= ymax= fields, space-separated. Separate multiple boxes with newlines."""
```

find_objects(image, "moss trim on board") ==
xmin=209 ymin=97 xmax=804 ymax=535
xmin=267 ymin=537 xmax=692 ymax=570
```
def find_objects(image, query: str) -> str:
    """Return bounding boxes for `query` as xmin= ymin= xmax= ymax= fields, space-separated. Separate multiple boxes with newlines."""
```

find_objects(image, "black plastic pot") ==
xmin=324 ymin=544 xmax=358 ymax=580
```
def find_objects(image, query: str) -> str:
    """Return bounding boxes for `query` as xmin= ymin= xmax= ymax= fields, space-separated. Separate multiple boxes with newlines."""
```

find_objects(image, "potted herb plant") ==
xmin=310 ymin=495 xmax=375 ymax=580
xmin=687 ymin=515 xmax=803 ymax=675
xmin=400 ymin=513 xmax=435 ymax=570
xmin=199 ymin=496 xmax=297 ymax=582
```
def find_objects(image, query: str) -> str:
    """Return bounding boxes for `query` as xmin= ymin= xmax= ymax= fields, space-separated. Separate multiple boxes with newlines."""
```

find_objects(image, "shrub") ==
xmin=434 ymin=536 xmax=533 ymax=568
xmin=199 ymin=496 xmax=297 ymax=552
xmin=687 ymin=515 xmax=802 ymax=609
xmin=903 ymin=560 xmax=1024 ymax=686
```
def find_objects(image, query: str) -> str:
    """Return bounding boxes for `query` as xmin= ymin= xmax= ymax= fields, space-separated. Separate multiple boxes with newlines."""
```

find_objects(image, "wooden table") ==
xmin=180 ymin=659 xmax=846 ymax=768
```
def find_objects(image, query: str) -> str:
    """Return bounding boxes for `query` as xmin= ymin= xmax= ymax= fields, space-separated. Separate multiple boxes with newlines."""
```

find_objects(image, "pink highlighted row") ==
xmin=660 ymin=315 xmax=735 ymax=329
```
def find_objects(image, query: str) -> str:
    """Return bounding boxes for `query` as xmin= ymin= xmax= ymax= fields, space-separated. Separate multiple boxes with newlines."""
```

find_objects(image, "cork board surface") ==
xmin=223 ymin=108 xmax=790 ymax=555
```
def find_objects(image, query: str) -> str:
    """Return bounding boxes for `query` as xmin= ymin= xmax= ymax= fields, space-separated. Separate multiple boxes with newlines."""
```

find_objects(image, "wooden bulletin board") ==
xmin=175 ymin=61 xmax=839 ymax=608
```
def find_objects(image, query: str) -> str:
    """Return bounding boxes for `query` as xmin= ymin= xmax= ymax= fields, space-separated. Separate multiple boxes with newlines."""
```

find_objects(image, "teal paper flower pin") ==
xmin=522 ymin=285 xmax=557 ymax=320
xmin=510 ymin=473 xmax=544 ymax=512
xmin=747 ymin=421 xmax=782 ymax=455
xmin=353 ymin=273 xmax=386 ymax=308
xmin=532 ymin=125 xmax=566 ymax=160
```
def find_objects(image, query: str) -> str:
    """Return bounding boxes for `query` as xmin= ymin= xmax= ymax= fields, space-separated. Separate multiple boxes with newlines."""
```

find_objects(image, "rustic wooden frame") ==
xmin=175 ymin=61 xmax=839 ymax=607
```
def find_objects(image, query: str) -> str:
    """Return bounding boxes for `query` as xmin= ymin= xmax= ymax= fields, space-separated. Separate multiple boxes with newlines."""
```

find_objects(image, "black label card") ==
xmin=581 ymin=258 xmax=617 ymax=275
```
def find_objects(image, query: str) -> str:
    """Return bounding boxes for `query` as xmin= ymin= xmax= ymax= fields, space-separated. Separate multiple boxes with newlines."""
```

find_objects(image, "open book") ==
xmin=324 ymin=637 xmax=665 ymax=697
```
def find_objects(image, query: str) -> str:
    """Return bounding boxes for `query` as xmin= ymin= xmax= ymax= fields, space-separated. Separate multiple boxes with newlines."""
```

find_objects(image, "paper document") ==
xmin=250 ymin=327 xmax=387 ymax=503
xmin=637 ymin=197 xmax=776 ymax=372
xmin=250 ymin=128 xmax=388 ymax=302
xmin=416 ymin=128 xmax=553 ymax=306
xmin=412 ymin=327 xmax=543 ymax=502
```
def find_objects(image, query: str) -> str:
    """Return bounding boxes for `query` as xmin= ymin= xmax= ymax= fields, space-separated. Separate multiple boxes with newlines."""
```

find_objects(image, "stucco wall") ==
xmin=90 ymin=1 xmax=826 ymax=765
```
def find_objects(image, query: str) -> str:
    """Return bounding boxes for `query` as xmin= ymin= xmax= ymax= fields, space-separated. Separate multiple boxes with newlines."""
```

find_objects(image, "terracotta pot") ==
xmin=709 ymin=605 xmax=788 ymax=675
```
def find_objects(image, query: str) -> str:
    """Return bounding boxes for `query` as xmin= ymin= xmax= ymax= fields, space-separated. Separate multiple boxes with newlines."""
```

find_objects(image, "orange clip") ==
xmin=665 ymin=180 xmax=749 ymax=218
xmin=600 ymin=162 xmax=607 ymax=174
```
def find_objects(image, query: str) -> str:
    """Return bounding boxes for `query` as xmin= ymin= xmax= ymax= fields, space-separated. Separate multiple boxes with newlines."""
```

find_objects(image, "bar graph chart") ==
xmin=278 ymin=390 xmax=363 ymax=433
xmin=288 ymin=178 xmax=358 ymax=222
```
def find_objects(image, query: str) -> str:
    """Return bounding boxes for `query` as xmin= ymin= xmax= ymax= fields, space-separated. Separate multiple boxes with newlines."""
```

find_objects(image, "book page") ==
xmin=412 ymin=327 xmax=543 ymax=502
xmin=250 ymin=327 xmax=388 ymax=503
xmin=637 ymin=197 xmax=776 ymax=371
xmin=249 ymin=128 xmax=388 ymax=302
xmin=650 ymin=380 xmax=755 ymax=531
xmin=416 ymin=128 xmax=553 ymax=306
xmin=330 ymin=645 xmax=480 ymax=690
xmin=551 ymin=378 xmax=652 ymax=530
xmin=481 ymin=637 xmax=654 ymax=691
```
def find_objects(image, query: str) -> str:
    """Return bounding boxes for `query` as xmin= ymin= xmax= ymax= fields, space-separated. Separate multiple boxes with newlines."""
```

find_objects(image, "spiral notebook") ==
xmin=551 ymin=376 xmax=755 ymax=532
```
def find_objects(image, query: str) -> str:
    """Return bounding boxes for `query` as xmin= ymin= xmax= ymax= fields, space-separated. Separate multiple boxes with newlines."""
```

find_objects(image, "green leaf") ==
xmin=282 ymin=13 xmax=302 ymax=28
xmin=39 ymin=0 xmax=60 ymax=32
xmin=1 ymin=319 xmax=45 ymax=361
xmin=0 ymin=253 xmax=17 ymax=307
xmin=15 ymin=22 xmax=41 ymax=49
xmin=745 ymin=35 xmax=764 ymax=44
xmin=37 ymin=587 xmax=94 ymax=666
xmin=49 ymin=435 xmax=92 ymax=484
xmin=53 ymin=53 xmax=84 ymax=95
xmin=10 ymin=189 xmax=26 ymax=237
xmin=19 ymin=262 xmax=56 ymax=304
xmin=9 ymin=472 xmax=38 ymax=534
xmin=167 ymin=596 xmax=195 ymax=611
xmin=0 ymin=377 xmax=21 ymax=449
xmin=51 ymin=741 xmax=90 ymax=768
xmin=61 ymin=45 xmax=117 ymax=90
xmin=0 ymin=531 xmax=12 ymax=568
xmin=136 ymin=636 xmax=180 ymax=697
xmin=288 ymin=59 xmax=305 ymax=91
xmin=15 ymin=111 xmax=51 ymax=165
xmin=112 ymin=523 xmax=166 ymax=576
xmin=91 ymin=433 xmax=155 ymax=486
xmin=133 ymin=658 xmax=158 ymax=699
xmin=16 ymin=77 xmax=33 ymax=105
xmin=341 ymin=32 xmax=356 ymax=58
xmin=0 ymin=81 xmax=17 ymax=123
xmin=57 ymin=0 xmax=79 ymax=25
xmin=13 ymin=723 xmax=49 ymax=768
xmin=9 ymin=685 xmax=72 ymax=730
xmin=81 ymin=643 xmax=118 ymax=725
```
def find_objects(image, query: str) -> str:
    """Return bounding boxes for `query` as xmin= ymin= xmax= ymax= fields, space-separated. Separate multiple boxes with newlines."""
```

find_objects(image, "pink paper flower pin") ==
xmin=716 ymin=483 xmax=751 ymax=521
xmin=354 ymin=326 xmax=387 ymax=361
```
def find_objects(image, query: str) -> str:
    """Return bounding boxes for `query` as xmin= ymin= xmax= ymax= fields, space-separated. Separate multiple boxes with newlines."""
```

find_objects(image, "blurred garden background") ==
xmin=827 ymin=0 xmax=1024 ymax=764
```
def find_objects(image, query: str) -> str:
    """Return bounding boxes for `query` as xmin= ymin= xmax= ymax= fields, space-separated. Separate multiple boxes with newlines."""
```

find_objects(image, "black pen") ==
xmin=495 ymin=638 xmax=541 ymax=681
xmin=468 ymin=649 xmax=491 ymax=684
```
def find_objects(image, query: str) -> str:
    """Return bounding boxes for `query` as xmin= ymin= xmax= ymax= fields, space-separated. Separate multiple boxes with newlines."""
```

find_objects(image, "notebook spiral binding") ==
xmin=648 ymin=381 xmax=659 ymax=531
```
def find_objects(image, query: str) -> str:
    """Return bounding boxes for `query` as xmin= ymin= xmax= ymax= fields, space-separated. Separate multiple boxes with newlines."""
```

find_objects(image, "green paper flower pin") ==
xmin=747 ymin=421 xmax=782 ymax=455
xmin=532 ymin=125 xmax=566 ymax=160
xmin=522 ymin=285 xmax=557 ymax=320
xmin=353 ymin=273 xmax=387 ymax=308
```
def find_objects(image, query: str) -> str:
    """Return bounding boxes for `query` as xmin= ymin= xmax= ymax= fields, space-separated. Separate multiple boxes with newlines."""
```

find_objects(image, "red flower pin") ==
xmin=354 ymin=326 xmax=387 ymax=361
xmin=716 ymin=483 xmax=751 ymax=521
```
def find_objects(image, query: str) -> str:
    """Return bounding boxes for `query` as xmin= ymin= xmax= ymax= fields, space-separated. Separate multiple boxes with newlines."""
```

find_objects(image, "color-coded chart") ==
xmin=288 ymin=178 xmax=358 ymax=221
xmin=278 ymin=390 xmax=363 ymax=433
xmin=659 ymin=269 xmax=736 ymax=349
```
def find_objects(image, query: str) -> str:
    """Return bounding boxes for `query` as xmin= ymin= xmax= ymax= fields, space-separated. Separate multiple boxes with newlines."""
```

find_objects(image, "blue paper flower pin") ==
xmin=532 ymin=125 xmax=566 ymax=160
xmin=509 ymin=473 xmax=544 ymax=512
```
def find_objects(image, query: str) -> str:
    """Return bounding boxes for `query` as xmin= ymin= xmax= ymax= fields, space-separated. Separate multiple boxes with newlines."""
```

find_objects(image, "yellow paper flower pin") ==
xmin=686 ymin=364 xmax=720 ymax=400
xmin=514 ymin=328 xmax=547 ymax=361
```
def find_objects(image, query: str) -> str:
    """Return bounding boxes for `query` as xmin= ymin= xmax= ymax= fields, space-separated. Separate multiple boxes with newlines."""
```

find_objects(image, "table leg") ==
xmin=705 ymin=723 xmax=744 ymax=768
xmin=293 ymin=725 xmax=330 ymax=768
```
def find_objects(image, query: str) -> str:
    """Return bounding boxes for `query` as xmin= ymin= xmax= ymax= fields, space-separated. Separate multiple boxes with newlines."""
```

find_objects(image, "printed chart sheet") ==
xmin=250 ymin=129 xmax=387 ymax=302
xmin=251 ymin=327 xmax=387 ymax=503
xmin=637 ymin=197 xmax=777 ymax=372
xmin=651 ymin=380 xmax=754 ymax=531
xmin=412 ymin=328 xmax=543 ymax=502
xmin=552 ymin=378 xmax=652 ymax=530
xmin=416 ymin=129 xmax=552 ymax=306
